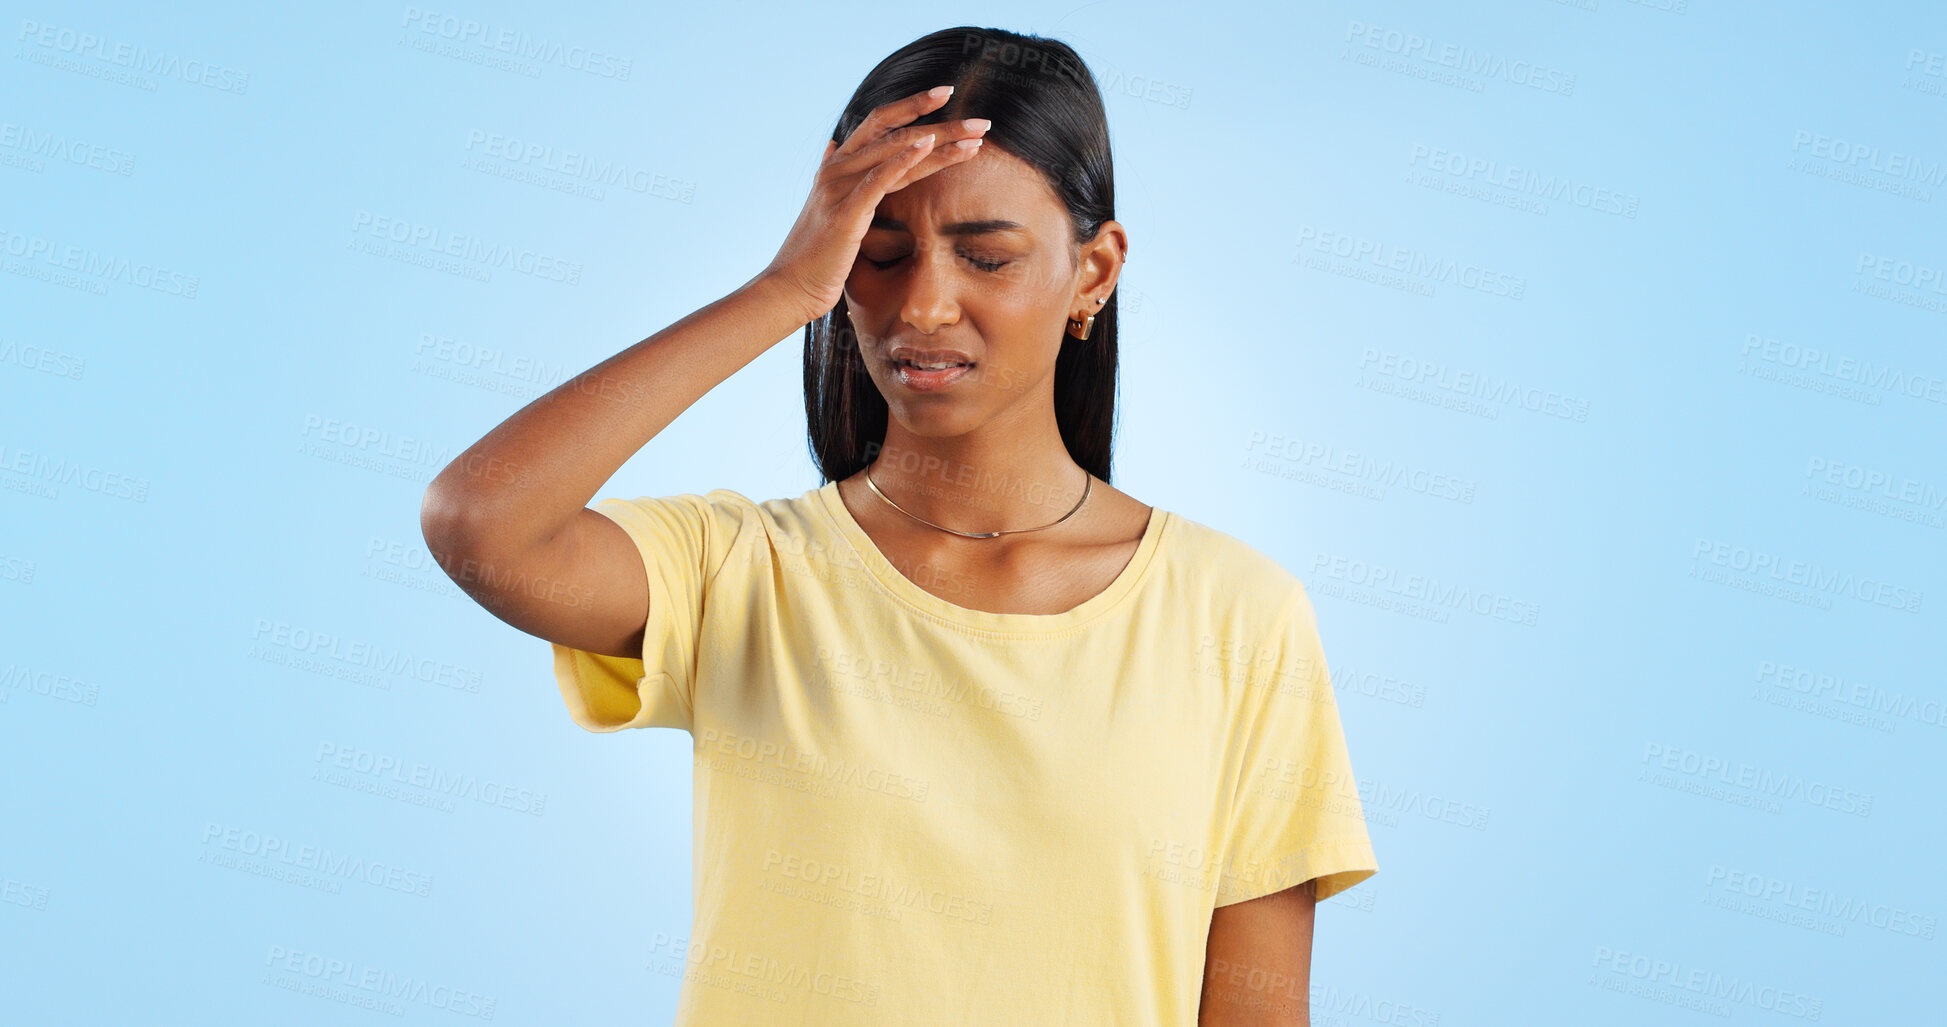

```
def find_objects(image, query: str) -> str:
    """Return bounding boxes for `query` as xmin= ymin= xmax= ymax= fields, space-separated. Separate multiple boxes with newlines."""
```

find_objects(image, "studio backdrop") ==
xmin=3 ymin=1 xmax=1941 ymax=1023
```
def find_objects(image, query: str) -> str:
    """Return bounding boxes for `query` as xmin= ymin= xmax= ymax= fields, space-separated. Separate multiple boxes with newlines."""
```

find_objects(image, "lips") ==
xmin=893 ymin=362 xmax=974 ymax=391
xmin=889 ymin=345 xmax=975 ymax=369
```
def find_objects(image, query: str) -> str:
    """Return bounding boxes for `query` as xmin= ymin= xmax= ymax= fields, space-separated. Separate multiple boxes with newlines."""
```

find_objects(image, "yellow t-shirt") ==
xmin=551 ymin=481 xmax=1378 ymax=1025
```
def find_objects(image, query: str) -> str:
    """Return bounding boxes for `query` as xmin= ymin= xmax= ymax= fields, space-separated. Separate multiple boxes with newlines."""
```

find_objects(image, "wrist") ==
xmin=742 ymin=268 xmax=804 ymax=319
xmin=729 ymin=270 xmax=823 ymax=347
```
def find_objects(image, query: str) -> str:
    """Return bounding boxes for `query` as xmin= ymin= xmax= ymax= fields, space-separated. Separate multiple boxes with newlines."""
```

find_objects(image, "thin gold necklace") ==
xmin=864 ymin=466 xmax=1092 ymax=539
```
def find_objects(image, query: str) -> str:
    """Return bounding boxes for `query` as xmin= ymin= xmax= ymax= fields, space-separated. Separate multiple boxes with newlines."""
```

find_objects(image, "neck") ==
xmin=864 ymin=424 xmax=1089 ymax=535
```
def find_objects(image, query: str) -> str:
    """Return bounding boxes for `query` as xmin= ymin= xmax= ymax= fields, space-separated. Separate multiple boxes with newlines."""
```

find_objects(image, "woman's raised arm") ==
xmin=417 ymin=275 xmax=806 ymax=658
xmin=417 ymin=83 xmax=991 ymax=658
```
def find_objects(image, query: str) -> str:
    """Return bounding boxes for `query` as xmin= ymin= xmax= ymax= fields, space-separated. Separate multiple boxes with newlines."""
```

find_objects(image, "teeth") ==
xmin=904 ymin=359 xmax=966 ymax=370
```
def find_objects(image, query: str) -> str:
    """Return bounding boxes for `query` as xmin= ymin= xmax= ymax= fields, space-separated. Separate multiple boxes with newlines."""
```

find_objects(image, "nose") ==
xmin=899 ymin=238 xmax=959 ymax=335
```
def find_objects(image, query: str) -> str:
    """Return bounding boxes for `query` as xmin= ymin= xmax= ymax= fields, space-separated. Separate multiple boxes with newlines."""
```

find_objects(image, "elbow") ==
xmin=420 ymin=481 xmax=487 ymax=566
xmin=420 ymin=481 xmax=552 ymax=584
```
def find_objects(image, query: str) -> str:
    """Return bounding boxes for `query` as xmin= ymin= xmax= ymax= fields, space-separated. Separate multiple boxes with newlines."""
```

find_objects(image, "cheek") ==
xmin=839 ymin=278 xmax=876 ymax=327
xmin=841 ymin=275 xmax=904 ymax=333
xmin=941 ymin=278 xmax=1041 ymax=328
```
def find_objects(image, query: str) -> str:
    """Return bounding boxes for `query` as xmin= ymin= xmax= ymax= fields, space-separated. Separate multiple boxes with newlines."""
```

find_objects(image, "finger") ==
xmin=834 ymin=85 xmax=954 ymax=159
xmin=882 ymin=136 xmax=986 ymax=193
xmin=828 ymin=117 xmax=988 ymax=179
xmin=849 ymin=132 xmax=940 ymax=206
xmin=836 ymin=86 xmax=947 ymax=156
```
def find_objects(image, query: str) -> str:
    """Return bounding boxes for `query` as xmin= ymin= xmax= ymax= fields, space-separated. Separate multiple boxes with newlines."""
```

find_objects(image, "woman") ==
xmin=422 ymin=25 xmax=1378 ymax=1025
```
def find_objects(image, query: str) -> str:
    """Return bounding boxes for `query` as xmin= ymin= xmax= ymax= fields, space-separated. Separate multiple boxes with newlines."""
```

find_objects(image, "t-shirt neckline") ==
xmin=813 ymin=479 xmax=1170 ymax=634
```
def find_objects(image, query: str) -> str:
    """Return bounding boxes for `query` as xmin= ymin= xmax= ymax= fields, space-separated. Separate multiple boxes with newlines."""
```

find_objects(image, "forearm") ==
xmin=421 ymin=271 xmax=810 ymax=554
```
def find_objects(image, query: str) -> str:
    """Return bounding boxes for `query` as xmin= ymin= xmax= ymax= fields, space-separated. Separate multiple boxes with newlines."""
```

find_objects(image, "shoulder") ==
xmin=600 ymin=486 xmax=813 ymax=528
xmin=1157 ymin=511 xmax=1333 ymax=701
xmin=1155 ymin=508 xmax=1312 ymax=625
xmin=591 ymin=485 xmax=830 ymax=562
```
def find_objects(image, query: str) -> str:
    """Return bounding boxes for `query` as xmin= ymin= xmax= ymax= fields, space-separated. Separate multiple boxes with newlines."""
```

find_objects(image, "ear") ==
xmin=1074 ymin=219 xmax=1128 ymax=308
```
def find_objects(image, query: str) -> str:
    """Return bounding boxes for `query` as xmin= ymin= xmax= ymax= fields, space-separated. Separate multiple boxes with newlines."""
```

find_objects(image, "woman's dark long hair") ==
xmin=804 ymin=26 xmax=1120 ymax=486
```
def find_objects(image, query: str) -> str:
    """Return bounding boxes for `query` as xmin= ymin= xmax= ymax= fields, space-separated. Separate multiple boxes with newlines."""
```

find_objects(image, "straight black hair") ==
xmin=803 ymin=26 xmax=1120 ymax=486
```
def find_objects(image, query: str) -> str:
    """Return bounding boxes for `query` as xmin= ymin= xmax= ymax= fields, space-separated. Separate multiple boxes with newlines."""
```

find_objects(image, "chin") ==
xmin=881 ymin=397 xmax=984 ymax=436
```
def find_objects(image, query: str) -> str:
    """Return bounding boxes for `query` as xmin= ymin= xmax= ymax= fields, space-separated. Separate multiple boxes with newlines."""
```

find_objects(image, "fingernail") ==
xmin=928 ymin=85 xmax=953 ymax=99
xmin=963 ymin=118 xmax=991 ymax=132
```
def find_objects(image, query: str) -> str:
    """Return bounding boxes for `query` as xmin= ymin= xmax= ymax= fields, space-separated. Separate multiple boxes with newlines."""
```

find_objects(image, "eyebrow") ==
xmin=868 ymin=215 xmax=1028 ymax=237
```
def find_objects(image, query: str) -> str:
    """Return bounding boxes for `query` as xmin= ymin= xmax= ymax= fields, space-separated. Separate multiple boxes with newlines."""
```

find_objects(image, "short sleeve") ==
xmin=1214 ymin=584 xmax=1379 ymax=905
xmin=549 ymin=490 xmax=752 ymax=734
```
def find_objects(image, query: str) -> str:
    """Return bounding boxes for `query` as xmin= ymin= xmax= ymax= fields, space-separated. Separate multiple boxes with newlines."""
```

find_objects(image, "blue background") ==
xmin=4 ymin=1 xmax=1942 ymax=1022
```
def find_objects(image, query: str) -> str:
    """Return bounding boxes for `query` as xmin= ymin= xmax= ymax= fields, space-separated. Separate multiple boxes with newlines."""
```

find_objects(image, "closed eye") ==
xmin=864 ymin=253 xmax=1010 ymax=273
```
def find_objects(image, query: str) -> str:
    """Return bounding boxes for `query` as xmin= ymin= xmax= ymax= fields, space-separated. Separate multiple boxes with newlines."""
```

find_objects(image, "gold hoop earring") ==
xmin=1065 ymin=296 xmax=1107 ymax=340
